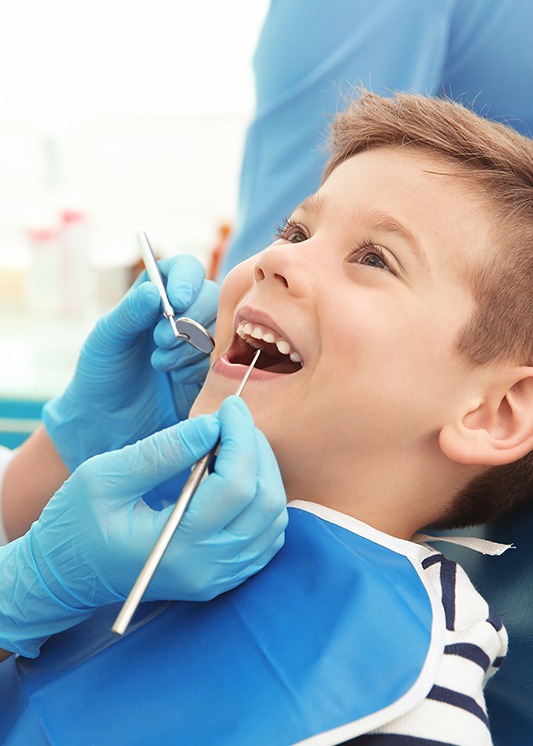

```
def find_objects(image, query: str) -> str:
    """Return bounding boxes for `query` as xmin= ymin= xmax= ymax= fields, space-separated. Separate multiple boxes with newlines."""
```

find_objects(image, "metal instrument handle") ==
xmin=112 ymin=348 xmax=261 ymax=635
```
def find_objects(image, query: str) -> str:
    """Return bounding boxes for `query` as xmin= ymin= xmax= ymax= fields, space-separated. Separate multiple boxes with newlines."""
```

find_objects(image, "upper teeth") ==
xmin=236 ymin=321 xmax=303 ymax=364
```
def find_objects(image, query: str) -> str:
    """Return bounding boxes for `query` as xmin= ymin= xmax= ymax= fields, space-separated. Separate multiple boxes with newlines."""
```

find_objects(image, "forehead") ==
xmin=301 ymin=147 xmax=498 ymax=274
xmin=318 ymin=146 xmax=478 ymax=206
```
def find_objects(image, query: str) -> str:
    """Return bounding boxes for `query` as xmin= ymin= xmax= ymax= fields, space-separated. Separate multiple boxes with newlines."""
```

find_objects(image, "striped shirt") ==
xmin=342 ymin=549 xmax=507 ymax=746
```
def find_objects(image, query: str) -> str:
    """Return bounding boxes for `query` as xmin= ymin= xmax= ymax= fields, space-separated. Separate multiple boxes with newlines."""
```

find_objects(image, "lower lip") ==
xmin=212 ymin=355 xmax=290 ymax=383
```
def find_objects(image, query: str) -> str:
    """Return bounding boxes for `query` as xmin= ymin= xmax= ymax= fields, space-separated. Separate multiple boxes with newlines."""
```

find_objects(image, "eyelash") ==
xmin=274 ymin=218 xmax=308 ymax=243
xmin=275 ymin=220 xmax=393 ymax=273
xmin=348 ymin=239 xmax=392 ymax=273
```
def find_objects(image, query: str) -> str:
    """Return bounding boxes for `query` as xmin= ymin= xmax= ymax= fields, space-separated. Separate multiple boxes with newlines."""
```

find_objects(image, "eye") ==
xmin=349 ymin=242 xmax=393 ymax=273
xmin=275 ymin=219 xmax=308 ymax=244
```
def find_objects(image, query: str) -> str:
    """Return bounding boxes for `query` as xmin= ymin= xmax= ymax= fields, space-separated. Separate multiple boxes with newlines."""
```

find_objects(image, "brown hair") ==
xmin=324 ymin=90 xmax=533 ymax=527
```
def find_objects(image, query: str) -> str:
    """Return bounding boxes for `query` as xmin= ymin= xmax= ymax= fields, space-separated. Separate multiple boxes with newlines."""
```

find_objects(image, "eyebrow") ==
xmin=360 ymin=208 xmax=430 ymax=273
xmin=293 ymin=195 xmax=430 ymax=274
xmin=295 ymin=193 xmax=323 ymax=216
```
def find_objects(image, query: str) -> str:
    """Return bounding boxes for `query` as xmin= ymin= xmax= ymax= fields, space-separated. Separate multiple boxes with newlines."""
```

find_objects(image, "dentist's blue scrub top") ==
xmin=220 ymin=0 xmax=533 ymax=276
xmin=0 ymin=503 xmax=445 ymax=745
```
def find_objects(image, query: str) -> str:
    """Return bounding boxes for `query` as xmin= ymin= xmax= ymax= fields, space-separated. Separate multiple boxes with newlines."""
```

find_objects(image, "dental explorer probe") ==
xmin=112 ymin=348 xmax=262 ymax=636
xmin=137 ymin=230 xmax=215 ymax=354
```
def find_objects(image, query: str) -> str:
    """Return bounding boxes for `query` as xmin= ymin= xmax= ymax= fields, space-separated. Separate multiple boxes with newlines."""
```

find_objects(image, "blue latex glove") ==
xmin=42 ymin=255 xmax=219 ymax=472
xmin=0 ymin=397 xmax=287 ymax=658
xmin=150 ymin=275 xmax=217 ymax=395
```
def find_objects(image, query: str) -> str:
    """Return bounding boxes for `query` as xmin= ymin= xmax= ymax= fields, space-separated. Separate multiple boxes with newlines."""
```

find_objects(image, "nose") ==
xmin=253 ymin=241 xmax=317 ymax=297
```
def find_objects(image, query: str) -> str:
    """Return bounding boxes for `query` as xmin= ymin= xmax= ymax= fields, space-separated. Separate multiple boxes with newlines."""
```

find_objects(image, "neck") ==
xmin=282 ymin=448 xmax=474 ymax=540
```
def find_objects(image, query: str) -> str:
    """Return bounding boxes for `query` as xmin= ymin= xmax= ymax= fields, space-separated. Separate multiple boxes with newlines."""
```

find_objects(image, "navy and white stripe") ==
xmin=342 ymin=549 xmax=508 ymax=746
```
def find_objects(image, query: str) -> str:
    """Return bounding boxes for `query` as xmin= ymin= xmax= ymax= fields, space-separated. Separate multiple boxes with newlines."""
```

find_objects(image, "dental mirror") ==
xmin=174 ymin=317 xmax=215 ymax=354
xmin=137 ymin=230 xmax=215 ymax=354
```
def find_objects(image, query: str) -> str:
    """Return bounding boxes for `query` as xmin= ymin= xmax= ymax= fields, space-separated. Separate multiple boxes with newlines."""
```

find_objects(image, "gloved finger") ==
xmin=159 ymin=254 xmax=208 ymax=311
xmin=220 ymin=492 xmax=287 ymax=548
xmin=129 ymin=254 xmax=204 ymax=302
xmin=153 ymin=279 xmax=219 ymax=351
xmin=127 ymin=495 xmax=283 ymax=603
xmin=234 ymin=519 xmax=286 ymax=573
xmin=91 ymin=282 xmax=162 ymax=350
xmin=151 ymin=334 xmax=209 ymax=372
xmin=80 ymin=414 xmax=220 ymax=506
xmin=216 ymin=428 xmax=287 ymax=541
xmin=169 ymin=359 xmax=210 ymax=386
xmin=197 ymin=531 xmax=287 ymax=602
xmin=171 ymin=378 xmax=207 ymax=423
xmin=178 ymin=397 xmax=259 ymax=536
xmin=166 ymin=356 xmax=211 ymax=423
xmin=215 ymin=395 xmax=258 ymax=487
xmin=132 ymin=254 xmax=215 ymax=337
xmin=178 ymin=281 xmax=219 ymax=327
xmin=254 ymin=428 xmax=287 ymax=514
xmin=220 ymin=506 xmax=288 ymax=561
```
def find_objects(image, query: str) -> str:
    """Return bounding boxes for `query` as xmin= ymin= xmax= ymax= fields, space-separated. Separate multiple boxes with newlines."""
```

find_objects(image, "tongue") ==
xmin=255 ymin=350 xmax=301 ymax=374
xmin=226 ymin=337 xmax=301 ymax=374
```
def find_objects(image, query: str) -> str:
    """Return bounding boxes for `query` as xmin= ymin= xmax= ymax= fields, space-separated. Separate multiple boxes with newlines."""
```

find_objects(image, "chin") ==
xmin=189 ymin=378 xmax=224 ymax=418
xmin=189 ymin=394 xmax=213 ymax=418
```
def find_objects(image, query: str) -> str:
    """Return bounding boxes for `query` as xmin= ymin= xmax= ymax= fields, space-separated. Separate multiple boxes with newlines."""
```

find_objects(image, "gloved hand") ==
xmin=150 ymin=273 xmax=218 ymax=408
xmin=42 ymin=255 xmax=219 ymax=472
xmin=0 ymin=397 xmax=287 ymax=658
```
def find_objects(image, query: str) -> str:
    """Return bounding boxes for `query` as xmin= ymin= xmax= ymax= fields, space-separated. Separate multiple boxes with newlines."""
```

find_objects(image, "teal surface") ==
xmin=0 ymin=398 xmax=45 ymax=448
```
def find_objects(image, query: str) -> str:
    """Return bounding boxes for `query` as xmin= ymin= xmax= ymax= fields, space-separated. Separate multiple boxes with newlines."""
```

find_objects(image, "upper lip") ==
xmin=233 ymin=305 xmax=302 ymax=358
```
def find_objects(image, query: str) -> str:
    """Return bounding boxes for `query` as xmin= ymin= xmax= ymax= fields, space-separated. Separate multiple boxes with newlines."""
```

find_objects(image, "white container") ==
xmin=26 ymin=226 xmax=63 ymax=316
xmin=59 ymin=209 xmax=93 ymax=316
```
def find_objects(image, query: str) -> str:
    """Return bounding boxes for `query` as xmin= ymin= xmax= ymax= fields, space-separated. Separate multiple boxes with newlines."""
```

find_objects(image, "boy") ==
xmin=2 ymin=91 xmax=533 ymax=745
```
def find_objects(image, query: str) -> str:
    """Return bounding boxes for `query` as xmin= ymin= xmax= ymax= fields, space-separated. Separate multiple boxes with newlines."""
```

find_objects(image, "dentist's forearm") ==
xmin=2 ymin=425 xmax=70 ymax=540
xmin=0 ymin=648 xmax=12 ymax=663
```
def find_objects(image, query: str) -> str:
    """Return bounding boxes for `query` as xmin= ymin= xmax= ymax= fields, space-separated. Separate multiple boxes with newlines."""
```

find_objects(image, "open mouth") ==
xmin=225 ymin=321 xmax=303 ymax=375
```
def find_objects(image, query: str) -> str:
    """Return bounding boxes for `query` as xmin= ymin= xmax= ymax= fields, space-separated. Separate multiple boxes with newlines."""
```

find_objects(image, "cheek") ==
xmin=218 ymin=257 xmax=257 ymax=309
xmin=213 ymin=259 xmax=256 ymax=341
xmin=189 ymin=374 xmax=225 ymax=417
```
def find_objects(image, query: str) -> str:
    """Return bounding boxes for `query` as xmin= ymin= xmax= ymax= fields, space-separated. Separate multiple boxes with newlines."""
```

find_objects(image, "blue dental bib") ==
xmin=0 ymin=502 xmax=444 ymax=745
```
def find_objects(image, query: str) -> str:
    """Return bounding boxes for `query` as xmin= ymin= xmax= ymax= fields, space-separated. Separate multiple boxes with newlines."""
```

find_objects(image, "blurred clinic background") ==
xmin=0 ymin=0 xmax=267 ymax=442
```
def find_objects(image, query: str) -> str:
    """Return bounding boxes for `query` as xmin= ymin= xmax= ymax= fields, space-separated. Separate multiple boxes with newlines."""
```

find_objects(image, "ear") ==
xmin=439 ymin=367 xmax=533 ymax=466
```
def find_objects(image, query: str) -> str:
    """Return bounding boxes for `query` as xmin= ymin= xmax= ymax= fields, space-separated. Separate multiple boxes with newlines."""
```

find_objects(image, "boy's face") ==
xmin=192 ymin=146 xmax=496 ymax=512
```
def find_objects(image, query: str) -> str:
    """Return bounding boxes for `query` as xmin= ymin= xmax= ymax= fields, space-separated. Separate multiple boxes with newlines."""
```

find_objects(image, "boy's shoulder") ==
xmin=416 ymin=541 xmax=508 ymax=684
xmin=294 ymin=502 xmax=507 ymax=745
xmin=369 ymin=541 xmax=508 ymax=745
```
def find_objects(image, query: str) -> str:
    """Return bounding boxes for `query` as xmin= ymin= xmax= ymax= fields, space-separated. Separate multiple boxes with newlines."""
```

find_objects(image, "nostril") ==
xmin=253 ymin=252 xmax=290 ymax=287
xmin=253 ymin=264 xmax=266 ymax=282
